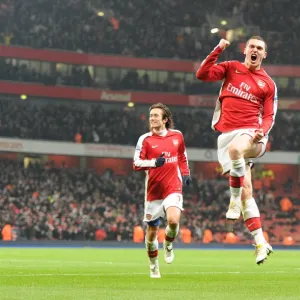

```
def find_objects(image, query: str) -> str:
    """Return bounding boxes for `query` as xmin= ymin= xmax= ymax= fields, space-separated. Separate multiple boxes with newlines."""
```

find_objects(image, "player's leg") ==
xmin=241 ymin=164 xmax=273 ymax=265
xmin=163 ymin=193 xmax=183 ymax=264
xmin=145 ymin=221 xmax=161 ymax=278
xmin=143 ymin=200 xmax=164 ymax=278
xmin=226 ymin=133 xmax=256 ymax=220
xmin=164 ymin=206 xmax=181 ymax=263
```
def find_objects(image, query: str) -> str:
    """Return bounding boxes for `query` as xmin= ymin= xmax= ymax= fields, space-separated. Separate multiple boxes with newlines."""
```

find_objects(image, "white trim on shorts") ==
xmin=217 ymin=128 xmax=268 ymax=174
xmin=143 ymin=193 xmax=183 ymax=223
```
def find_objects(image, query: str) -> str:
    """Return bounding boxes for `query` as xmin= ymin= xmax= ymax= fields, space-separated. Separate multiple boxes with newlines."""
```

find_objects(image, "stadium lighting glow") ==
xmin=128 ymin=102 xmax=135 ymax=108
xmin=221 ymin=20 xmax=227 ymax=25
xmin=20 ymin=94 xmax=27 ymax=100
xmin=97 ymin=11 xmax=104 ymax=17
xmin=211 ymin=28 xmax=219 ymax=34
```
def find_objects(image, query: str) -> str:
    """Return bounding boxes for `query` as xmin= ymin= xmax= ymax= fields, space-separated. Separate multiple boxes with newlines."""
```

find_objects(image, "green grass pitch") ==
xmin=0 ymin=247 xmax=299 ymax=300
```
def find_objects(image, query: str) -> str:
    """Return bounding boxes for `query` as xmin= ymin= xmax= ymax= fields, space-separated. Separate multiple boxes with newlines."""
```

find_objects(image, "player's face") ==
xmin=149 ymin=108 xmax=167 ymax=130
xmin=244 ymin=39 xmax=267 ymax=70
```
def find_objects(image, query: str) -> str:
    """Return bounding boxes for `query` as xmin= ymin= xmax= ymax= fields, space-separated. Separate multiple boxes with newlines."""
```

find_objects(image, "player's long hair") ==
xmin=149 ymin=103 xmax=174 ymax=129
xmin=246 ymin=36 xmax=267 ymax=51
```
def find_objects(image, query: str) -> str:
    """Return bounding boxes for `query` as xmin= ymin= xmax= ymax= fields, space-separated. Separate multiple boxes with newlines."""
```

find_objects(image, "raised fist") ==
xmin=218 ymin=39 xmax=230 ymax=50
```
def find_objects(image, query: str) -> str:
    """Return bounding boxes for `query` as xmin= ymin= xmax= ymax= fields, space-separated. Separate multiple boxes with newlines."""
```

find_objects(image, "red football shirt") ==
xmin=196 ymin=46 xmax=278 ymax=135
xmin=133 ymin=129 xmax=190 ymax=201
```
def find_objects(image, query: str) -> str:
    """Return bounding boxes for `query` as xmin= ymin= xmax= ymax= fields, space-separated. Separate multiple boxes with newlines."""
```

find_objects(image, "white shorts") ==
xmin=217 ymin=128 xmax=268 ymax=174
xmin=143 ymin=193 xmax=183 ymax=223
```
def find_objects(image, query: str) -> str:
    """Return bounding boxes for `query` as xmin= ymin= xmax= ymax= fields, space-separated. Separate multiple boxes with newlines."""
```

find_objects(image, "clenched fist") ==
xmin=218 ymin=39 xmax=230 ymax=50
xmin=155 ymin=154 xmax=165 ymax=167
xmin=253 ymin=129 xmax=264 ymax=143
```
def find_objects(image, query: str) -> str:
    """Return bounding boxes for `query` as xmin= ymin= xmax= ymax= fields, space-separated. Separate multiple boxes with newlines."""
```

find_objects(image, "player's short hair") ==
xmin=149 ymin=103 xmax=174 ymax=129
xmin=246 ymin=36 xmax=267 ymax=51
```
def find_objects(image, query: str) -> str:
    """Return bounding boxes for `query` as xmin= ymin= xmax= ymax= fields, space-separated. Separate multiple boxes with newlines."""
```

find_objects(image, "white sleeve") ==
xmin=133 ymin=158 xmax=156 ymax=168
xmin=133 ymin=136 xmax=156 ymax=168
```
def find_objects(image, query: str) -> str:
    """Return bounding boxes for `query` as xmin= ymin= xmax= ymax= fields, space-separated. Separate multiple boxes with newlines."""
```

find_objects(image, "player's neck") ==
xmin=244 ymin=61 xmax=262 ymax=71
xmin=152 ymin=127 xmax=168 ymax=136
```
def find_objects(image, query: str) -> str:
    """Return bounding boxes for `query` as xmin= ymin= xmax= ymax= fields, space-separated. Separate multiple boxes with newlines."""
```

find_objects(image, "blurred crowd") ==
xmin=0 ymin=160 xmax=299 ymax=244
xmin=0 ymin=97 xmax=217 ymax=148
xmin=0 ymin=58 xmax=214 ymax=96
xmin=1 ymin=59 xmax=299 ymax=98
xmin=0 ymin=0 xmax=300 ymax=64
xmin=0 ymin=160 xmax=143 ymax=241
xmin=0 ymin=97 xmax=300 ymax=151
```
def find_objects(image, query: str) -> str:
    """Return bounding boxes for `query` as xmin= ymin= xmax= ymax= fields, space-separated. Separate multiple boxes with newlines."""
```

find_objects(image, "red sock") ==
xmin=229 ymin=175 xmax=244 ymax=188
xmin=147 ymin=250 xmax=158 ymax=258
xmin=165 ymin=234 xmax=175 ymax=242
xmin=245 ymin=217 xmax=261 ymax=232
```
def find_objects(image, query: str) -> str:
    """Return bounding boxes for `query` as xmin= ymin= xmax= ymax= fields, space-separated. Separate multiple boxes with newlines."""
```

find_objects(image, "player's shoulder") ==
xmin=260 ymin=68 xmax=277 ymax=90
xmin=220 ymin=60 xmax=240 ymax=67
xmin=227 ymin=60 xmax=247 ymax=71
xmin=261 ymin=68 xmax=276 ymax=81
xmin=135 ymin=132 xmax=153 ymax=151
xmin=137 ymin=132 xmax=153 ymax=143
xmin=220 ymin=60 xmax=243 ymax=73
xmin=228 ymin=60 xmax=241 ymax=66
xmin=168 ymin=129 xmax=184 ymax=138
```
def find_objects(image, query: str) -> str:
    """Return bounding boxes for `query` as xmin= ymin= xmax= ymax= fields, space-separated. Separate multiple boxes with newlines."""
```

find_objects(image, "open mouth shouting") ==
xmin=250 ymin=53 xmax=258 ymax=63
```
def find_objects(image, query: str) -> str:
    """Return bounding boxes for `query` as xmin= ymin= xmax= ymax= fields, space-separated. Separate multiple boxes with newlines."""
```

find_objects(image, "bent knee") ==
xmin=167 ymin=218 xmax=179 ymax=228
xmin=228 ymin=143 xmax=244 ymax=159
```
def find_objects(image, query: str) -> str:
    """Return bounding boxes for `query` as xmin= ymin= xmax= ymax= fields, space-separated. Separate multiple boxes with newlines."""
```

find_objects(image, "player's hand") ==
xmin=253 ymin=129 xmax=264 ymax=143
xmin=183 ymin=176 xmax=192 ymax=187
xmin=218 ymin=39 xmax=230 ymax=50
xmin=155 ymin=154 xmax=165 ymax=167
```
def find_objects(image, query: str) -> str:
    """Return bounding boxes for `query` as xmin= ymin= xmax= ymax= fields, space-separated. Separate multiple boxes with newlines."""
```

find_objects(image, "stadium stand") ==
xmin=1 ymin=160 xmax=299 ymax=243
xmin=0 ymin=0 xmax=299 ymax=246
xmin=1 ymin=0 xmax=300 ymax=64
xmin=0 ymin=97 xmax=299 ymax=150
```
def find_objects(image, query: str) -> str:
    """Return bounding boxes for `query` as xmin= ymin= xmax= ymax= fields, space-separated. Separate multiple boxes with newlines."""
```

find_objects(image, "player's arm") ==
xmin=260 ymin=82 xmax=278 ymax=136
xmin=178 ymin=133 xmax=192 ymax=186
xmin=196 ymin=39 xmax=230 ymax=82
xmin=133 ymin=137 xmax=165 ymax=171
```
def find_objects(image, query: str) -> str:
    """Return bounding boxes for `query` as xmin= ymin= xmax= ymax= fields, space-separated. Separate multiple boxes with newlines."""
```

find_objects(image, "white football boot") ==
xmin=149 ymin=259 xmax=161 ymax=278
xmin=255 ymin=242 xmax=274 ymax=265
xmin=163 ymin=240 xmax=175 ymax=264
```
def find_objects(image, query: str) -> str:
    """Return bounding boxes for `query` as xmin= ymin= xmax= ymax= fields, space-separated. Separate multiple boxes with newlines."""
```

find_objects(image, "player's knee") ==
xmin=167 ymin=218 xmax=179 ymax=228
xmin=228 ymin=143 xmax=243 ymax=159
xmin=146 ymin=226 xmax=158 ymax=241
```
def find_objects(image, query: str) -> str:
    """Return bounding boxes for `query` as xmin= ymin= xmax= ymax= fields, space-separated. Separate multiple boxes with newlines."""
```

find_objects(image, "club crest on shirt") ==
xmin=172 ymin=139 xmax=179 ymax=147
xmin=257 ymin=80 xmax=266 ymax=89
